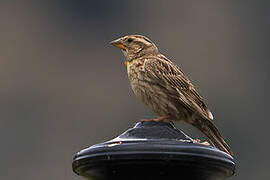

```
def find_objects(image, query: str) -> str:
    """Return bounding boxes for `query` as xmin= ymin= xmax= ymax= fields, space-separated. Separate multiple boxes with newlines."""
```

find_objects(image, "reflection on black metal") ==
xmin=72 ymin=121 xmax=235 ymax=180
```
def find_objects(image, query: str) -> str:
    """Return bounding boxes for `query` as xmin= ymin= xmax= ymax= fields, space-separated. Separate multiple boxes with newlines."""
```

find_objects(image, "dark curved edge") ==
xmin=73 ymin=141 xmax=235 ymax=177
xmin=72 ymin=121 xmax=236 ymax=179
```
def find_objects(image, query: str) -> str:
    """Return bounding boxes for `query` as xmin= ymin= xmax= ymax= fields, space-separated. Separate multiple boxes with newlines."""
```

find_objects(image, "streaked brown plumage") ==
xmin=111 ymin=35 xmax=233 ymax=156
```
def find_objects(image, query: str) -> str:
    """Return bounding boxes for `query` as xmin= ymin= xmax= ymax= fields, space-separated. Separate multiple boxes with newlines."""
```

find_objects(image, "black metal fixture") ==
xmin=72 ymin=121 xmax=235 ymax=180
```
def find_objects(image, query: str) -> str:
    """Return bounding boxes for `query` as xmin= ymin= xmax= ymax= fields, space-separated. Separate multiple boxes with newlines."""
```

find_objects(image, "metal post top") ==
xmin=72 ymin=121 xmax=236 ymax=179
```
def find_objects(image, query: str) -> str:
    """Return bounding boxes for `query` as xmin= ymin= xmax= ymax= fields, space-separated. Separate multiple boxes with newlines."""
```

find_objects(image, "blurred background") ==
xmin=1 ymin=1 xmax=269 ymax=179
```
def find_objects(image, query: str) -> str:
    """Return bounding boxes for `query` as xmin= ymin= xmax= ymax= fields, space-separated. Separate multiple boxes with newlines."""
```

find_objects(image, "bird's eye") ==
xmin=127 ymin=38 xmax=133 ymax=43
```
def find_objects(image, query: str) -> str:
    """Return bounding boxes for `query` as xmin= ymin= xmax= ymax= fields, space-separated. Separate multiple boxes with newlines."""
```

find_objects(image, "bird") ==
xmin=110 ymin=34 xmax=233 ymax=156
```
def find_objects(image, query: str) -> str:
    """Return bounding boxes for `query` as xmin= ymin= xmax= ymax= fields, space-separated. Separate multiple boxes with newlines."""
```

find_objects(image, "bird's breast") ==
xmin=127 ymin=61 xmax=149 ymax=101
xmin=126 ymin=59 xmax=191 ymax=120
xmin=126 ymin=61 xmax=177 ymax=117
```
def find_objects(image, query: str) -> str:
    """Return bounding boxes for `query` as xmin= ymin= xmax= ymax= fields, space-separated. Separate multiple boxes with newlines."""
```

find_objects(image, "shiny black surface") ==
xmin=72 ymin=121 xmax=235 ymax=179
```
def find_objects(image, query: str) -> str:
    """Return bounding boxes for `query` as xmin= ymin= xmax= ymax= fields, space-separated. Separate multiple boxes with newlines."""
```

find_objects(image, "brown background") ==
xmin=1 ymin=1 xmax=269 ymax=179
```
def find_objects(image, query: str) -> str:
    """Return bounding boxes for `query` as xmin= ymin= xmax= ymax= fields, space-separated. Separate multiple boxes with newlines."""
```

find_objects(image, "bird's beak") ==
xmin=110 ymin=38 xmax=126 ymax=50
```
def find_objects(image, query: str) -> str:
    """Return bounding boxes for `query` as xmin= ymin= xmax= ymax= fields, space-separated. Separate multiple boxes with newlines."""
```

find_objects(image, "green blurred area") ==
xmin=0 ymin=1 xmax=269 ymax=179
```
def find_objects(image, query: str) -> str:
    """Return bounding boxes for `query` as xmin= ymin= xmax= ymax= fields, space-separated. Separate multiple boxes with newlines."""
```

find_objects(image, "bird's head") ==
xmin=110 ymin=35 xmax=158 ymax=60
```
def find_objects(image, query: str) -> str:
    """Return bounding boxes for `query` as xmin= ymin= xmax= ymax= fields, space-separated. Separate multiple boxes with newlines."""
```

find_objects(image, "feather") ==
xmin=144 ymin=56 xmax=233 ymax=155
xmin=144 ymin=56 xmax=213 ymax=120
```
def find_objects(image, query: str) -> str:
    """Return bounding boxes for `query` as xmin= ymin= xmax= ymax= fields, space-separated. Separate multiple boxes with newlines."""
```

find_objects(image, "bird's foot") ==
xmin=140 ymin=115 xmax=170 ymax=122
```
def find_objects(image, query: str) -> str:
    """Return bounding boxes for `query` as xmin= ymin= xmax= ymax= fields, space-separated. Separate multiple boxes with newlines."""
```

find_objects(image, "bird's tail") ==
xmin=194 ymin=118 xmax=233 ymax=156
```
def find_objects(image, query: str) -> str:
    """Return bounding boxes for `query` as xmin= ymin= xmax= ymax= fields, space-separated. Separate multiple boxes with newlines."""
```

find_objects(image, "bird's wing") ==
xmin=144 ymin=56 xmax=213 ymax=120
